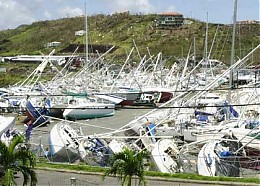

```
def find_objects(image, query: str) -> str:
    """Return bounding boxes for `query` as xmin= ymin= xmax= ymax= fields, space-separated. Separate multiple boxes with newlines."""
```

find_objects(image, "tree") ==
xmin=0 ymin=135 xmax=37 ymax=186
xmin=103 ymin=147 xmax=149 ymax=186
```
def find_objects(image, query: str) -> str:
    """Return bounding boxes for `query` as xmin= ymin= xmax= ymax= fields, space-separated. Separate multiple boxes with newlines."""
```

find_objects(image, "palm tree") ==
xmin=103 ymin=147 xmax=149 ymax=186
xmin=0 ymin=135 xmax=37 ymax=186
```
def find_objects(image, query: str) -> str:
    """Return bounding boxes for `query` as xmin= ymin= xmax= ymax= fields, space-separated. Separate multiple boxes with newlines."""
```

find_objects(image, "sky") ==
xmin=0 ymin=0 xmax=259 ymax=31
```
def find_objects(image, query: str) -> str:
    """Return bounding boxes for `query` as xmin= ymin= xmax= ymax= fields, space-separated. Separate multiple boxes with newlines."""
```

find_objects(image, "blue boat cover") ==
xmin=147 ymin=123 xmax=156 ymax=136
xmin=220 ymin=150 xmax=233 ymax=157
xmin=223 ymin=101 xmax=239 ymax=118
xmin=197 ymin=115 xmax=208 ymax=122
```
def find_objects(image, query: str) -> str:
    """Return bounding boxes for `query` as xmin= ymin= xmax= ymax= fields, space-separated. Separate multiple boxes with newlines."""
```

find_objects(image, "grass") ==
xmin=0 ymin=62 xmax=39 ymax=87
xmin=37 ymin=162 xmax=106 ymax=173
xmin=36 ymin=162 xmax=260 ymax=184
xmin=0 ymin=62 xmax=58 ymax=87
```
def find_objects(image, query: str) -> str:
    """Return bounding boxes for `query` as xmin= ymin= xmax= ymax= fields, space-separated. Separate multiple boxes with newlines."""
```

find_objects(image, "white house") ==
xmin=75 ymin=30 xmax=86 ymax=36
xmin=45 ymin=41 xmax=61 ymax=48
xmin=0 ymin=68 xmax=6 ymax=73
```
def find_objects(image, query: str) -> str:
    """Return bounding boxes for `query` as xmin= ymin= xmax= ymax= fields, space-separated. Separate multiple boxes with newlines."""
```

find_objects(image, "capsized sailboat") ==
xmin=151 ymin=139 xmax=183 ymax=173
xmin=48 ymin=121 xmax=82 ymax=162
xmin=0 ymin=115 xmax=16 ymax=137
xmin=197 ymin=133 xmax=243 ymax=177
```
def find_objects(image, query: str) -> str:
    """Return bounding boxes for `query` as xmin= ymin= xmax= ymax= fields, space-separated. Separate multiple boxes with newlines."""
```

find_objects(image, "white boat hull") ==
xmin=197 ymin=140 xmax=218 ymax=176
xmin=151 ymin=139 xmax=182 ymax=173
xmin=63 ymin=103 xmax=115 ymax=120
xmin=197 ymin=138 xmax=241 ymax=177
xmin=0 ymin=116 xmax=15 ymax=136
xmin=48 ymin=122 xmax=81 ymax=162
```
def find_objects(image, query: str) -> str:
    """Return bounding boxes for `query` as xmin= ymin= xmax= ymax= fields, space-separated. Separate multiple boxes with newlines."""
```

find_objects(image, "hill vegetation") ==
xmin=0 ymin=12 xmax=259 ymax=66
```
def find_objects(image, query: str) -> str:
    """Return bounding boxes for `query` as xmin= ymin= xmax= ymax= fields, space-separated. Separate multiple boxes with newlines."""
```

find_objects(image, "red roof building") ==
xmin=159 ymin=12 xmax=182 ymax=16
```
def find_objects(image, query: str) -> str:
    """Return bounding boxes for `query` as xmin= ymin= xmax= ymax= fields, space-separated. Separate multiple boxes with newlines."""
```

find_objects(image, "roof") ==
xmin=50 ymin=41 xmax=61 ymax=44
xmin=159 ymin=12 xmax=182 ymax=16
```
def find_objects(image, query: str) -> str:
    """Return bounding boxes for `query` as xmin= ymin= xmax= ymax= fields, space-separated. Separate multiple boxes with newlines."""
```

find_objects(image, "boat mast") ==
xmin=204 ymin=12 xmax=209 ymax=86
xmin=227 ymin=0 xmax=238 ymax=118
xmin=85 ymin=1 xmax=88 ymax=64
xmin=193 ymin=37 xmax=196 ymax=62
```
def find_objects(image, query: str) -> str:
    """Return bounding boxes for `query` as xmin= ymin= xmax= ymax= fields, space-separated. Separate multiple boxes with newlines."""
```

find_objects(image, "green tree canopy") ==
xmin=0 ymin=135 xmax=37 ymax=186
xmin=103 ymin=147 xmax=149 ymax=186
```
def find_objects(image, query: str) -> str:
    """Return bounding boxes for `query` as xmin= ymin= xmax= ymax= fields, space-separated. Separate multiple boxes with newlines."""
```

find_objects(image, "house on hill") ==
xmin=75 ymin=30 xmax=86 ymax=36
xmin=156 ymin=12 xmax=184 ymax=28
xmin=237 ymin=20 xmax=260 ymax=25
xmin=45 ymin=41 xmax=61 ymax=48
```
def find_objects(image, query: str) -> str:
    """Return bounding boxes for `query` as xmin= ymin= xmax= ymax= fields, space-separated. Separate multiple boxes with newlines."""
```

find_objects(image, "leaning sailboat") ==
xmin=48 ymin=121 xmax=82 ymax=162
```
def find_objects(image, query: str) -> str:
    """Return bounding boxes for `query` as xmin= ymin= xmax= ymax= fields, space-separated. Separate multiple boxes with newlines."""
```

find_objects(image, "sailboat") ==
xmin=62 ymin=3 xmax=115 ymax=120
xmin=197 ymin=133 xmax=242 ymax=177
xmin=151 ymin=138 xmax=183 ymax=173
xmin=48 ymin=121 xmax=82 ymax=162
xmin=63 ymin=96 xmax=115 ymax=120
xmin=0 ymin=115 xmax=16 ymax=137
xmin=197 ymin=0 xmax=260 ymax=177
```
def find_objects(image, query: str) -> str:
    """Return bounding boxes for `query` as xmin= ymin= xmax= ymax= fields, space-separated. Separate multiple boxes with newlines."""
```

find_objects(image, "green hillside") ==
xmin=0 ymin=12 xmax=259 ymax=65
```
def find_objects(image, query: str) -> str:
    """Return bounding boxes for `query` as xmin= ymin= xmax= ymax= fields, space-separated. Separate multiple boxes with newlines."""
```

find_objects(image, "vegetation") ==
xmin=0 ymin=135 xmax=37 ymax=186
xmin=0 ymin=12 xmax=259 ymax=66
xmin=0 ymin=62 xmax=52 ymax=87
xmin=37 ymin=162 xmax=106 ymax=173
xmin=103 ymin=148 xmax=149 ymax=186
xmin=36 ymin=161 xmax=260 ymax=185
xmin=0 ymin=13 xmax=259 ymax=87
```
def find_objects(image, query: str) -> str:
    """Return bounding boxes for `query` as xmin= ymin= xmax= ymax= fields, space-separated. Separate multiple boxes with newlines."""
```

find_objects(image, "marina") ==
xmin=0 ymin=41 xmax=260 ymax=179
xmin=0 ymin=1 xmax=259 ymax=185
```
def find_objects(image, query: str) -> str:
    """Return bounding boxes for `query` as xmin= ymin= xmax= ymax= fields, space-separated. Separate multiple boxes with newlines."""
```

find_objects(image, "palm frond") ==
xmin=0 ymin=141 xmax=9 ymax=166
xmin=14 ymin=150 xmax=36 ymax=168
xmin=1 ymin=168 xmax=15 ymax=186
xmin=122 ymin=175 xmax=131 ymax=186
xmin=18 ymin=166 xmax=37 ymax=186
xmin=104 ymin=147 xmax=147 ymax=186
xmin=19 ymin=167 xmax=30 ymax=186
xmin=0 ymin=135 xmax=37 ymax=186
xmin=8 ymin=135 xmax=25 ymax=155
xmin=28 ymin=169 xmax=37 ymax=186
